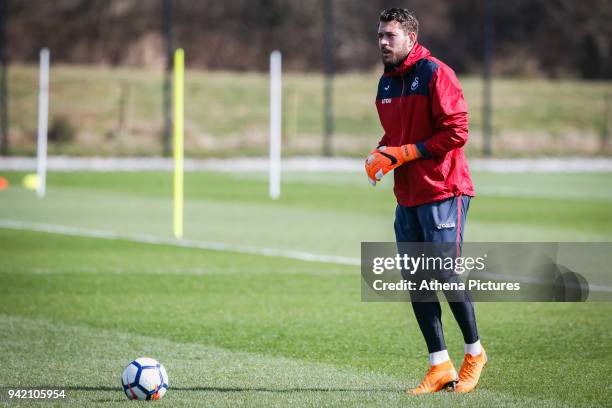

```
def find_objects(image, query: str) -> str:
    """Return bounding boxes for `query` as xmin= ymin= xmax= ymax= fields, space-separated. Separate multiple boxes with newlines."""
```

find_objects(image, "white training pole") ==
xmin=269 ymin=50 xmax=282 ymax=200
xmin=36 ymin=48 xmax=50 ymax=198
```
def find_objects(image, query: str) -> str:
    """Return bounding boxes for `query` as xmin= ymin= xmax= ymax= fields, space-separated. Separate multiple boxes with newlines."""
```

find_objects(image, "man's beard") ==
xmin=381 ymin=51 xmax=409 ymax=67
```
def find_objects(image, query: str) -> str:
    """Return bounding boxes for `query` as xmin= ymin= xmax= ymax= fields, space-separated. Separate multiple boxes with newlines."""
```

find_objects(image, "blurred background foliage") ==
xmin=6 ymin=0 xmax=612 ymax=78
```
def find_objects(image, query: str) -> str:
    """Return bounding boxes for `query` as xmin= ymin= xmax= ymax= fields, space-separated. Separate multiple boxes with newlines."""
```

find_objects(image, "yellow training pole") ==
xmin=173 ymin=48 xmax=184 ymax=239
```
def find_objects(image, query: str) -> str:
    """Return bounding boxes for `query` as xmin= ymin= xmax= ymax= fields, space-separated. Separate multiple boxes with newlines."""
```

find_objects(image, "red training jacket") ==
xmin=375 ymin=43 xmax=475 ymax=207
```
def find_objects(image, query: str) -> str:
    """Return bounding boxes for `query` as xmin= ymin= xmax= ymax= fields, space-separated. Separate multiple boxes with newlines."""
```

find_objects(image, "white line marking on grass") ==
xmin=2 ymin=219 xmax=611 ymax=294
xmin=0 ymin=219 xmax=360 ymax=267
xmin=2 ymin=156 xmax=612 ymax=173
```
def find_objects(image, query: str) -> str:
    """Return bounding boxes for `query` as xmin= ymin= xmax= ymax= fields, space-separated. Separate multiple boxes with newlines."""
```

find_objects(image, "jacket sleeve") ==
xmin=416 ymin=65 xmax=469 ymax=158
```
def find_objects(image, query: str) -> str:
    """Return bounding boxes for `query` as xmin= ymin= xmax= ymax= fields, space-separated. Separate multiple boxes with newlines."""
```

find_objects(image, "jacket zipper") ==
xmin=400 ymin=75 xmax=406 ymax=143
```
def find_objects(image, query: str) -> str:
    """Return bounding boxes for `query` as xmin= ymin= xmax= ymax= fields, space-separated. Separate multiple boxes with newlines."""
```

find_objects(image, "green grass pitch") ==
xmin=1 ymin=170 xmax=611 ymax=406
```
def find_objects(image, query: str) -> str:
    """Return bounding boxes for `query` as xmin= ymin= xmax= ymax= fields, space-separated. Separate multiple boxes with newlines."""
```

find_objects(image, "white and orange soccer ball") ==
xmin=121 ymin=357 xmax=169 ymax=400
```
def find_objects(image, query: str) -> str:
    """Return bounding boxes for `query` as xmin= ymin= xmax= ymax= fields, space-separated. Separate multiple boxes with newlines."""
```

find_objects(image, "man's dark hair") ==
xmin=379 ymin=8 xmax=419 ymax=35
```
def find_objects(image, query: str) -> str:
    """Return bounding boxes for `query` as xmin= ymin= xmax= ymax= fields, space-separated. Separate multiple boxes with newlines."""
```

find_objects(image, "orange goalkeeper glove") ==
xmin=365 ymin=144 xmax=421 ymax=185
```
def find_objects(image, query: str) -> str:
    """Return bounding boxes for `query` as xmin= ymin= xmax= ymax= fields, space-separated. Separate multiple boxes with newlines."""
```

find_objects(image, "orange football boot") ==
xmin=408 ymin=360 xmax=458 ymax=395
xmin=455 ymin=347 xmax=487 ymax=393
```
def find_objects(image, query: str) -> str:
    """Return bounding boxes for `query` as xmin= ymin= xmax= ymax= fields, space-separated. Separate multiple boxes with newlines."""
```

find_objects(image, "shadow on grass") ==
xmin=26 ymin=385 xmax=401 ymax=393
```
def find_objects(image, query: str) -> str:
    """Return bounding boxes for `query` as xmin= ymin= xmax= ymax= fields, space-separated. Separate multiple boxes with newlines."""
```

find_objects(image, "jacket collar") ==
xmin=383 ymin=43 xmax=430 ymax=76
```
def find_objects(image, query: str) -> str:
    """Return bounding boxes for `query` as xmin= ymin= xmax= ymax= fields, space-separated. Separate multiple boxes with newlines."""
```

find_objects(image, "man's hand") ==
xmin=364 ymin=147 xmax=380 ymax=185
xmin=365 ymin=144 xmax=421 ymax=185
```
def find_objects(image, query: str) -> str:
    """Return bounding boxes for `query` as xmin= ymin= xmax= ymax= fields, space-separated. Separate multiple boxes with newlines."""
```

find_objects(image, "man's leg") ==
xmin=417 ymin=195 xmax=479 ymax=344
xmin=395 ymin=204 xmax=447 ymax=354
xmin=416 ymin=195 xmax=486 ymax=393
xmin=395 ymin=204 xmax=458 ymax=394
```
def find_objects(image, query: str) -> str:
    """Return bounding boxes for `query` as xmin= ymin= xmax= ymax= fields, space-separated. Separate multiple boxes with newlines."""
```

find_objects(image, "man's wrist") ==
xmin=401 ymin=144 xmax=422 ymax=162
xmin=415 ymin=142 xmax=431 ymax=159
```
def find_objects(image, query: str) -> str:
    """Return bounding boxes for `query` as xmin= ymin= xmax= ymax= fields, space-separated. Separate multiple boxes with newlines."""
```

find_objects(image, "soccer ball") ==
xmin=121 ymin=357 xmax=169 ymax=400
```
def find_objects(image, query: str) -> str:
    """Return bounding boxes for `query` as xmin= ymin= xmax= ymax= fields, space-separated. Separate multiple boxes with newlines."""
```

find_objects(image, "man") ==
xmin=365 ymin=8 xmax=486 ymax=394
